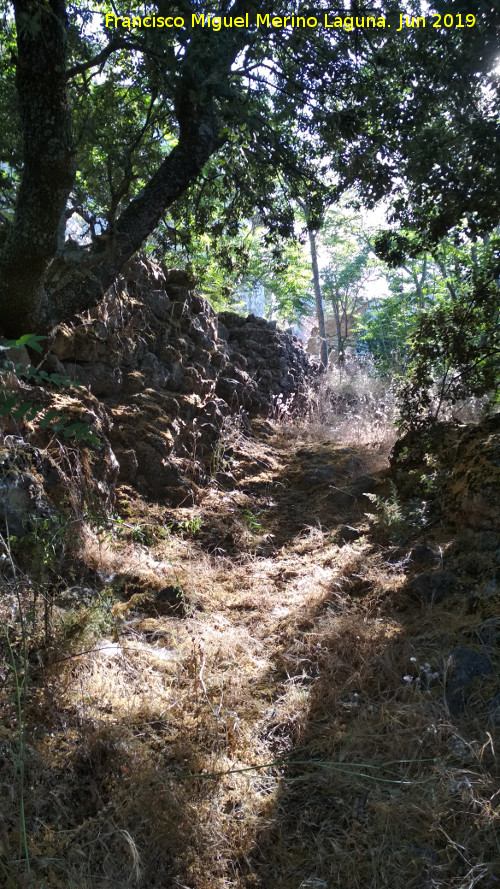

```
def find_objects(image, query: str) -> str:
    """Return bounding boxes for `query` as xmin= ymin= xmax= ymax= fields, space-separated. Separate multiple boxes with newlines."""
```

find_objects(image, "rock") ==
xmin=135 ymin=444 xmax=185 ymax=490
xmin=408 ymin=544 xmax=440 ymax=566
xmin=349 ymin=474 xmax=377 ymax=497
xmin=442 ymin=414 xmax=500 ymax=531
xmin=338 ymin=525 xmax=362 ymax=543
xmin=0 ymin=443 xmax=66 ymax=537
xmin=139 ymin=352 xmax=170 ymax=388
xmin=155 ymin=585 xmax=186 ymax=614
xmin=63 ymin=362 xmax=123 ymax=396
xmin=41 ymin=353 xmax=66 ymax=376
xmin=164 ymin=267 xmax=197 ymax=290
xmin=405 ymin=571 xmax=457 ymax=604
xmin=0 ymin=466 xmax=53 ymax=536
xmin=445 ymin=645 xmax=494 ymax=716
xmin=142 ymin=289 xmax=172 ymax=321
xmin=0 ymin=338 xmax=31 ymax=372
xmin=215 ymin=377 xmax=244 ymax=403
xmin=218 ymin=311 xmax=245 ymax=329
xmin=328 ymin=487 xmax=356 ymax=512
xmin=25 ymin=253 xmax=318 ymax=507
xmin=116 ymin=449 xmax=138 ymax=484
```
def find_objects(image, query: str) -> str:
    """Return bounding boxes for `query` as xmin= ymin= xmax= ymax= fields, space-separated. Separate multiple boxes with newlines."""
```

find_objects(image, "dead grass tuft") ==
xmin=274 ymin=362 xmax=397 ymax=452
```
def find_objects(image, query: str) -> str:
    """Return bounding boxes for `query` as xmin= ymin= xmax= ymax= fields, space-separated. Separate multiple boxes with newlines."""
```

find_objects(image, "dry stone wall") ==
xmin=44 ymin=256 xmax=319 ymax=503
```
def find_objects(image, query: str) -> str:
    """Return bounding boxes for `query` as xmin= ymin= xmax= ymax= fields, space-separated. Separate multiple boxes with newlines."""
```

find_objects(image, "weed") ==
xmin=0 ymin=334 xmax=100 ymax=444
xmin=116 ymin=519 xmax=168 ymax=546
xmin=364 ymin=482 xmax=431 ymax=542
xmin=0 ymin=537 xmax=30 ymax=881
xmin=243 ymin=509 xmax=264 ymax=533
xmin=8 ymin=511 xmax=69 ymax=639
xmin=166 ymin=516 xmax=202 ymax=538
xmin=4 ymin=629 xmax=30 ymax=878
xmin=274 ymin=361 xmax=397 ymax=450
xmin=61 ymin=589 xmax=116 ymax=646
xmin=207 ymin=417 xmax=233 ymax=477
xmin=17 ymin=511 xmax=67 ymax=576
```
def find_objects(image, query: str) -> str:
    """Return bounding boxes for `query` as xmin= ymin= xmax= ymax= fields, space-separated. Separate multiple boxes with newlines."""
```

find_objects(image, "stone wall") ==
xmin=41 ymin=256 xmax=319 ymax=503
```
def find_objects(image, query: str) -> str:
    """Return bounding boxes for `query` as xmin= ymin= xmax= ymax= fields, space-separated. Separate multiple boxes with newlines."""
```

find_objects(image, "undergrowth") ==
xmin=273 ymin=360 xmax=397 ymax=450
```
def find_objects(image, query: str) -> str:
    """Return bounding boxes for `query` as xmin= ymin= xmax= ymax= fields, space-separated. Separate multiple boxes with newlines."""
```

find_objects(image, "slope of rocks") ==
xmin=41 ymin=256 xmax=318 ymax=503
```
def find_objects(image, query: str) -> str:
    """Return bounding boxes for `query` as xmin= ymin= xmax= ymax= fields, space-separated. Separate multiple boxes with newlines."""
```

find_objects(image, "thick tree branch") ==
xmin=67 ymin=37 xmax=132 ymax=79
xmin=43 ymin=104 xmax=227 ymax=329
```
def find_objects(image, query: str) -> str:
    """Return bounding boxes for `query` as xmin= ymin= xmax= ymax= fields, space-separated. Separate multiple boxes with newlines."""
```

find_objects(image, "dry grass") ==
xmin=0 ymin=410 xmax=498 ymax=889
xmin=274 ymin=363 xmax=397 ymax=453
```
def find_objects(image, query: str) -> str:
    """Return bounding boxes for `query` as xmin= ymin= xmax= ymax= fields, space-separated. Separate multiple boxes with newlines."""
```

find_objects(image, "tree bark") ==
xmin=308 ymin=227 xmax=328 ymax=368
xmin=44 ymin=107 xmax=224 ymax=331
xmin=0 ymin=0 xmax=75 ymax=336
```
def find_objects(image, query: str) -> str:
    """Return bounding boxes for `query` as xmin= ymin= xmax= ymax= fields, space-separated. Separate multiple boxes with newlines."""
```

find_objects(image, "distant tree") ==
xmin=320 ymin=207 xmax=375 ymax=363
xmin=307 ymin=223 xmax=328 ymax=369
xmin=396 ymin=233 xmax=500 ymax=427
xmin=359 ymin=250 xmax=434 ymax=376
xmin=358 ymin=229 xmax=500 ymax=423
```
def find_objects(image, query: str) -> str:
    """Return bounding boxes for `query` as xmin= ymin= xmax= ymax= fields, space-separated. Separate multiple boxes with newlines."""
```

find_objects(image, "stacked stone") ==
xmin=44 ymin=256 xmax=318 ymax=502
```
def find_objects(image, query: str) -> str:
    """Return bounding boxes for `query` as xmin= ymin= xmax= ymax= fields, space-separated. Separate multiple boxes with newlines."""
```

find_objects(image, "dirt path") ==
xmin=4 ymin=423 xmax=498 ymax=889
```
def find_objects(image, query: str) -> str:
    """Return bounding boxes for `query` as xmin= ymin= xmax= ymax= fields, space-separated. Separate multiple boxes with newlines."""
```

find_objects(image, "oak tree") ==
xmin=0 ymin=0 xmax=498 ymax=338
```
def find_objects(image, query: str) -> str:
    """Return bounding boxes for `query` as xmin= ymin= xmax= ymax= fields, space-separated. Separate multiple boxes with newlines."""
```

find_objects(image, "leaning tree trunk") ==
xmin=43 ymin=105 xmax=224 ymax=332
xmin=308 ymin=227 xmax=328 ymax=369
xmin=0 ymin=0 xmax=241 ymax=338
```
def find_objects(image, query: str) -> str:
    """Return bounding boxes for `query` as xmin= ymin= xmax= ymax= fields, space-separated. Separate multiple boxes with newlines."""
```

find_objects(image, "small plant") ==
xmin=243 ymin=509 xmax=264 ymax=533
xmin=166 ymin=516 xmax=202 ymax=538
xmin=61 ymin=588 xmax=115 ymax=644
xmin=364 ymin=484 xmax=404 ymax=530
xmin=209 ymin=419 xmax=235 ymax=477
xmin=402 ymin=655 xmax=441 ymax=692
xmin=9 ymin=510 xmax=69 ymax=639
xmin=365 ymin=482 xmax=433 ymax=543
xmin=4 ymin=628 xmax=31 ymax=879
xmin=0 ymin=536 xmax=31 ymax=880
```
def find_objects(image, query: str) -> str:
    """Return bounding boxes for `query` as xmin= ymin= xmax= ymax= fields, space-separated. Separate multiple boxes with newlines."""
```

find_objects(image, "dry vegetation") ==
xmin=1 ymin=376 xmax=499 ymax=889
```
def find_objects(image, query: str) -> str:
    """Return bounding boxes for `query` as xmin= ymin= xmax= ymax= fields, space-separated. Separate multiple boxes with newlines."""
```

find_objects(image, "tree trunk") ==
xmin=0 ymin=1 xmax=231 ymax=338
xmin=43 ymin=111 xmax=224 ymax=331
xmin=0 ymin=0 xmax=75 ymax=336
xmin=334 ymin=297 xmax=343 ymax=364
xmin=308 ymin=227 xmax=328 ymax=369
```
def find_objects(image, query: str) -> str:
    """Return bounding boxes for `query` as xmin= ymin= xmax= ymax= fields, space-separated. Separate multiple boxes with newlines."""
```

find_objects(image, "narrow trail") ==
xmin=7 ymin=422 xmax=498 ymax=889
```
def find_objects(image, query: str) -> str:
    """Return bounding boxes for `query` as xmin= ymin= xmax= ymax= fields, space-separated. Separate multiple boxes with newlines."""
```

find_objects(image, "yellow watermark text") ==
xmin=104 ymin=11 xmax=477 ymax=31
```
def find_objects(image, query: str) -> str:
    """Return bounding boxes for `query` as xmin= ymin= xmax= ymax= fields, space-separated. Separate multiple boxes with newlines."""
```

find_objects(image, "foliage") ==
xmin=0 ymin=0 xmax=498 ymax=339
xmin=327 ymin=0 xmax=500 ymax=244
xmin=243 ymin=508 xmax=264 ymax=534
xmin=359 ymin=252 xmax=434 ymax=376
xmin=13 ymin=512 xmax=67 ymax=580
xmin=395 ymin=235 xmax=500 ymax=429
xmin=319 ymin=205 xmax=377 ymax=361
xmin=364 ymin=482 xmax=432 ymax=544
xmin=356 ymin=227 xmax=500 ymax=431
xmin=154 ymin=214 xmax=312 ymax=323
